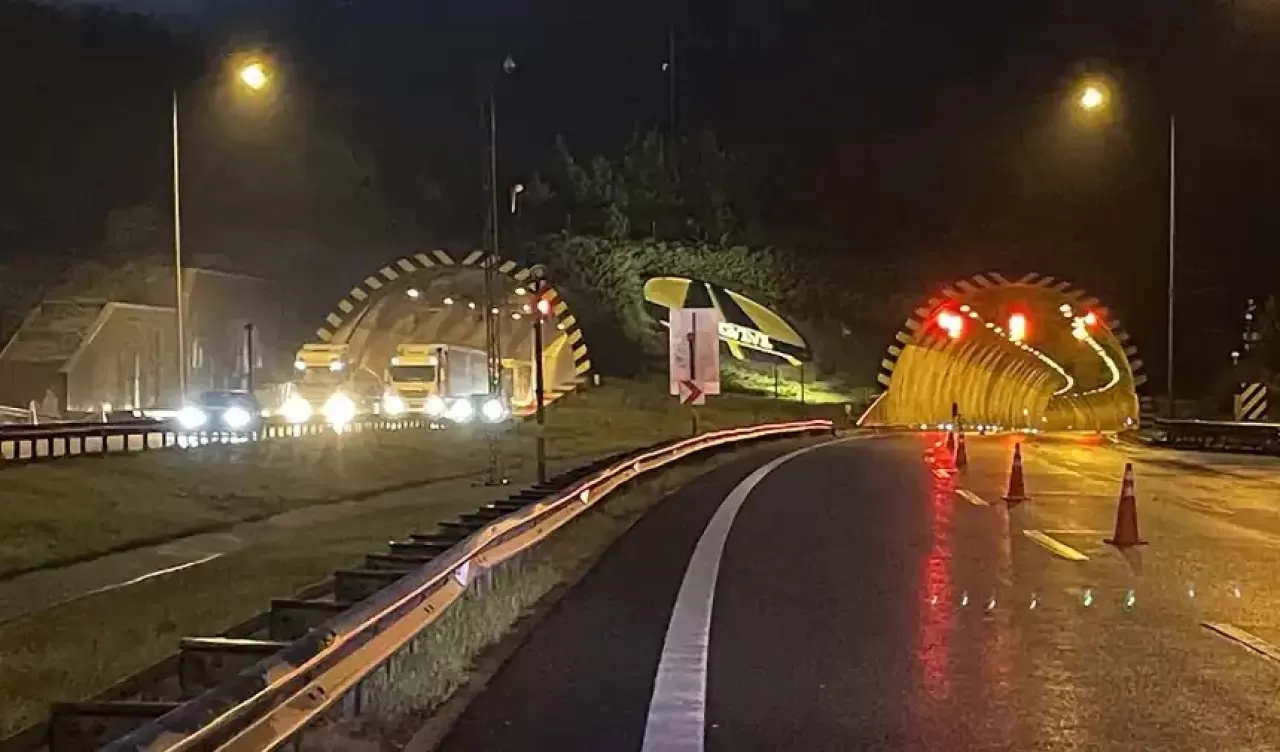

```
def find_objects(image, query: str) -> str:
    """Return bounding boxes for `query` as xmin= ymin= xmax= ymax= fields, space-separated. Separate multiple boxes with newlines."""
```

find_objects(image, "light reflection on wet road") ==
xmin=440 ymin=434 xmax=1280 ymax=751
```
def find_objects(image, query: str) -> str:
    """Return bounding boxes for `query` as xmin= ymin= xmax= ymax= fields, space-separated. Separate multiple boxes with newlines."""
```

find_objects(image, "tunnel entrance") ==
xmin=860 ymin=273 xmax=1144 ymax=431
xmin=308 ymin=250 xmax=591 ymax=408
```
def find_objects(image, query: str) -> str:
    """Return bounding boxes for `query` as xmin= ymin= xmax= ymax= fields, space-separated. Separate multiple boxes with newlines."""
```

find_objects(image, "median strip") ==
xmin=1021 ymin=529 xmax=1089 ymax=561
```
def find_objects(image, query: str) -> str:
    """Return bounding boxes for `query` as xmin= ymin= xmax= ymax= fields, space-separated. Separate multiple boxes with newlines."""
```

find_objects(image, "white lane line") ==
xmin=641 ymin=438 xmax=845 ymax=752
xmin=1021 ymin=530 xmax=1089 ymax=561
xmin=80 ymin=553 xmax=224 ymax=599
xmin=1203 ymin=622 xmax=1280 ymax=665
xmin=955 ymin=489 xmax=988 ymax=506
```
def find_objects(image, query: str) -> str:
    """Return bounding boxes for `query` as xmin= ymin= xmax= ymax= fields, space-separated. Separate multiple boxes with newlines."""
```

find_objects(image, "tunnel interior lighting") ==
xmin=1008 ymin=313 xmax=1027 ymax=342
xmin=936 ymin=310 xmax=965 ymax=339
xmin=406 ymin=288 xmax=421 ymax=299
xmin=444 ymin=297 xmax=454 ymax=305
xmin=1083 ymin=311 xmax=1098 ymax=326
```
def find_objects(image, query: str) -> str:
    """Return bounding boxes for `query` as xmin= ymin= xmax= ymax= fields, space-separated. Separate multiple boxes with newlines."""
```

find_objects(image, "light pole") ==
xmin=1074 ymin=80 xmax=1178 ymax=418
xmin=172 ymin=59 xmax=271 ymax=401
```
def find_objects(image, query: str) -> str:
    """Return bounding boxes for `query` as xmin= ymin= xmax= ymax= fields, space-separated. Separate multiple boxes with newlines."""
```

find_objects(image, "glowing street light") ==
xmin=1079 ymin=84 xmax=1106 ymax=111
xmin=1071 ymin=74 xmax=1177 ymax=417
xmin=173 ymin=53 xmax=275 ymax=399
xmin=238 ymin=61 xmax=270 ymax=91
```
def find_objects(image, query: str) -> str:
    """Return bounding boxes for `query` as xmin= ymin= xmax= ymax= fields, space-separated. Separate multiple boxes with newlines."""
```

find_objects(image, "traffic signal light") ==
xmin=936 ymin=310 xmax=964 ymax=339
xmin=1008 ymin=313 xmax=1027 ymax=342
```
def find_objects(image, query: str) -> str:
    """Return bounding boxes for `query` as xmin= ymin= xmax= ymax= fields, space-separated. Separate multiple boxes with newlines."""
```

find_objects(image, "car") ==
xmin=177 ymin=390 xmax=264 ymax=433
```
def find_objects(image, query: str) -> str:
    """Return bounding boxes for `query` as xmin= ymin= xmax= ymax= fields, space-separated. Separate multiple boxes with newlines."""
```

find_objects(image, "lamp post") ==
xmin=1074 ymin=80 xmax=1178 ymax=417
xmin=172 ymin=59 xmax=271 ymax=401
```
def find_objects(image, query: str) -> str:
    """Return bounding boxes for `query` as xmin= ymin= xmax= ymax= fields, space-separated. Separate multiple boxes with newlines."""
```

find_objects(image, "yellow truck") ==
xmin=381 ymin=343 xmax=508 ymax=423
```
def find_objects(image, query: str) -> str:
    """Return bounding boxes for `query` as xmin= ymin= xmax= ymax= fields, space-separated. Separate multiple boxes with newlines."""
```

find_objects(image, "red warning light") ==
xmin=1008 ymin=313 xmax=1027 ymax=342
xmin=535 ymin=296 xmax=553 ymax=317
xmin=936 ymin=310 xmax=964 ymax=339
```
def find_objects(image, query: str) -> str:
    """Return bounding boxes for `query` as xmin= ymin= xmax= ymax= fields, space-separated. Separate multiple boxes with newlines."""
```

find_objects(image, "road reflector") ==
xmin=1022 ymin=529 xmax=1089 ymax=561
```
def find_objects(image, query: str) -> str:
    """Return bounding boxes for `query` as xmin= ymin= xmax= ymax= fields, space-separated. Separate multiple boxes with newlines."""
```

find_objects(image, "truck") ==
xmin=380 ymin=343 xmax=507 ymax=423
xmin=281 ymin=344 xmax=359 ymax=425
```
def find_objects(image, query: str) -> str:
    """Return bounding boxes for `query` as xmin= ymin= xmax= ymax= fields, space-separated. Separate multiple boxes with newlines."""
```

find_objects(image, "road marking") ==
xmin=1203 ymin=622 xmax=1280 ymax=665
xmin=1022 ymin=530 xmax=1089 ymax=561
xmin=955 ymin=489 xmax=988 ymax=506
xmin=80 ymin=553 xmax=224 ymax=599
xmin=641 ymin=438 xmax=846 ymax=752
xmin=1039 ymin=529 xmax=1110 ymax=536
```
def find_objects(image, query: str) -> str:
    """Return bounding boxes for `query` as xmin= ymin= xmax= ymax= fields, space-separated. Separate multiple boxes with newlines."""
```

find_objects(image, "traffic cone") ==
xmin=1105 ymin=463 xmax=1147 ymax=548
xmin=955 ymin=429 xmax=968 ymax=469
xmin=945 ymin=428 xmax=956 ymax=453
xmin=1003 ymin=443 xmax=1029 ymax=507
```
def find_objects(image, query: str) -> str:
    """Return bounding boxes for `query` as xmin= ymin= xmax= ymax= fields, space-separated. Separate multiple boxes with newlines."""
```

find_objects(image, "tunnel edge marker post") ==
xmin=1003 ymin=442 xmax=1029 ymax=507
xmin=1104 ymin=463 xmax=1147 ymax=548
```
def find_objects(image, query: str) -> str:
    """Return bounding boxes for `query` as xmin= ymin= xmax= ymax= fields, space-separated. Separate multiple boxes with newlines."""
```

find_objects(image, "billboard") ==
xmin=643 ymin=277 xmax=810 ymax=365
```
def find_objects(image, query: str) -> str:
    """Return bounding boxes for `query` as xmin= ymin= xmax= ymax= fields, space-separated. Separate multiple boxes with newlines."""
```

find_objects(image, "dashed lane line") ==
xmin=1022 ymin=529 xmax=1090 ymax=561
xmin=1203 ymin=622 xmax=1280 ymax=665
xmin=955 ymin=489 xmax=989 ymax=506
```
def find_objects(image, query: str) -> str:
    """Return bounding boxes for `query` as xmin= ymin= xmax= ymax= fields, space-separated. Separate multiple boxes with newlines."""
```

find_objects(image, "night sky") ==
xmin=28 ymin=0 xmax=1280 ymax=390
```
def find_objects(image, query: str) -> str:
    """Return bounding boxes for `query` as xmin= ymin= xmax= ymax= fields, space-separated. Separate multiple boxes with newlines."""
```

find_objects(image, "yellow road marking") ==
xmin=1203 ymin=622 xmax=1280 ymax=664
xmin=1022 ymin=530 xmax=1089 ymax=561
xmin=955 ymin=489 xmax=988 ymax=506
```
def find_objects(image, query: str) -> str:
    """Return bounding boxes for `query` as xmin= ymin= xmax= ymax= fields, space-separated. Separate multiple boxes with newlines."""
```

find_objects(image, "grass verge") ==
xmin=294 ymin=438 xmax=816 ymax=751
xmin=0 ymin=378 xmax=837 ymax=578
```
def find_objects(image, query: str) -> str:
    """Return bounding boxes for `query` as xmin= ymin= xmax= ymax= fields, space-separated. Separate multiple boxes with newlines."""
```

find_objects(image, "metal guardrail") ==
xmin=0 ymin=416 xmax=434 ymax=465
xmin=1149 ymin=418 xmax=1280 ymax=454
xmin=100 ymin=418 xmax=833 ymax=751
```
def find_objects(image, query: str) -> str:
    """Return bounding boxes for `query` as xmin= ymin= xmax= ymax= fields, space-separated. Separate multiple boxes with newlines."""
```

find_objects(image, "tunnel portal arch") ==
xmin=861 ymin=272 xmax=1146 ymax=430
xmin=310 ymin=249 xmax=591 ymax=404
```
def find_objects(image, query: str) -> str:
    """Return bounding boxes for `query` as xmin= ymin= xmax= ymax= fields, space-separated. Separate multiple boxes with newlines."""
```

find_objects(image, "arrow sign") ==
xmin=680 ymin=379 xmax=705 ymax=405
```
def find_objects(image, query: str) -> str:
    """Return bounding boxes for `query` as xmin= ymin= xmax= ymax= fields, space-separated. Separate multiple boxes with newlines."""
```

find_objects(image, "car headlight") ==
xmin=222 ymin=406 xmax=252 ymax=430
xmin=323 ymin=392 xmax=357 ymax=428
xmin=178 ymin=406 xmax=207 ymax=430
xmin=424 ymin=395 xmax=446 ymax=417
xmin=282 ymin=395 xmax=313 ymax=424
xmin=382 ymin=394 xmax=407 ymax=416
xmin=481 ymin=396 xmax=507 ymax=422
xmin=447 ymin=398 xmax=474 ymax=423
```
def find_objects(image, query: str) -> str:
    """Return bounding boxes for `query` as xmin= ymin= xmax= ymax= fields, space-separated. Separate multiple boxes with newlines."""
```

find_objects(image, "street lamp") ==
xmin=1073 ymin=77 xmax=1177 ymax=417
xmin=172 ymin=58 xmax=273 ymax=399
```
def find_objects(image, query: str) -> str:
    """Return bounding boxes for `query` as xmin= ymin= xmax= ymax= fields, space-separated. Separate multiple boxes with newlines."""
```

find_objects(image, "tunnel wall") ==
xmin=861 ymin=272 xmax=1144 ymax=430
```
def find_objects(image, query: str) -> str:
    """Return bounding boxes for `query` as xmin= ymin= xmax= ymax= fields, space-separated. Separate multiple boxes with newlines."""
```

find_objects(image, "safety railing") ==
xmin=0 ymin=416 xmax=434 ymax=464
xmin=104 ymin=418 xmax=833 ymax=751
xmin=1149 ymin=418 xmax=1280 ymax=454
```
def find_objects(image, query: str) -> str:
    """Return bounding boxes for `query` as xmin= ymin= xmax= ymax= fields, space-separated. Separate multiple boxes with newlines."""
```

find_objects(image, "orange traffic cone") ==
xmin=955 ymin=430 xmax=968 ymax=470
xmin=1105 ymin=463 xmax=1147 ymax=548
xmin=1003 ymin=443 xmax=1029 ymax=507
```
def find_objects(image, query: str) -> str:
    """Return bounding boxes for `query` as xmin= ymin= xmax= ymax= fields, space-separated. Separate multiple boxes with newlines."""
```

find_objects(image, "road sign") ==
xmin=670 ymin=308 xmax=720 ymax=405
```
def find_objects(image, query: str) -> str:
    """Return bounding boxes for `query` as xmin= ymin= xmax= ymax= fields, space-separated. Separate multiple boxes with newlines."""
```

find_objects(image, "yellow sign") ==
xmin=643 ymin=277 xmax=810 ymax=365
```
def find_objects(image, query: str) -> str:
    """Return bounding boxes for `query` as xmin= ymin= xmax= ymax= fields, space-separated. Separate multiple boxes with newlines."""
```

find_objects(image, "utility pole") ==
xmin=172 ymin=91 xmax=186 ymax=402
xmin=532 ymin=280 xmax=550 ymax=484
xmin=481 ymin=56 xmax=516 ymax=486
xmin=1165 ymin=114 xmax=1177 ymax=419
xmin=244 ymin=323 xmax=256 ymax=395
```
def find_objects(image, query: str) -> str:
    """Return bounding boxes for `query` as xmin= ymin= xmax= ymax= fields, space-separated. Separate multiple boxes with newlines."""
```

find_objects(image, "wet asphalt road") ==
xmin=439 ymin=434 xmax=1280 ymax=751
